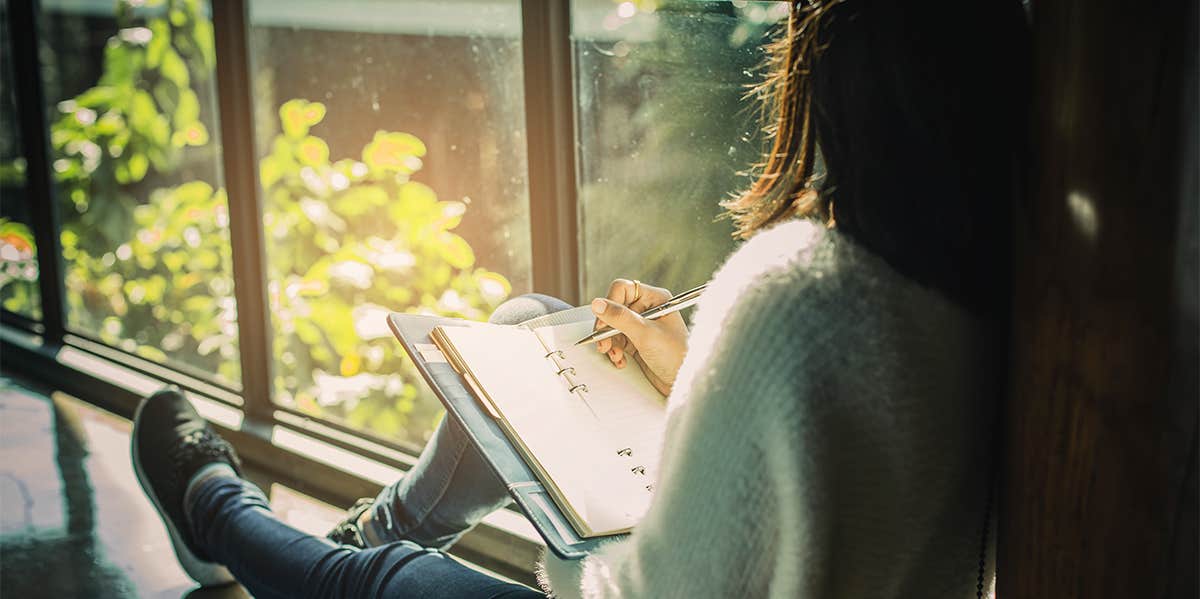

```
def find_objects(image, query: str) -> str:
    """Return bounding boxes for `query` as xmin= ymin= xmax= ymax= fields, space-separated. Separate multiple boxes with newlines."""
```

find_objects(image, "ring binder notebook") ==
xmin=530 ymin=327 xmax=657 ymax=487
xmin=416 ymin=313 xmax=668 ymax=542
xmin=538 ymin=331 xmax=596 ymax=416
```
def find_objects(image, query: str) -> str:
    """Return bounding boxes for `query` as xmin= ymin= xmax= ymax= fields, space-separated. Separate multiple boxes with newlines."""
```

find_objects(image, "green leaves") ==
xmin=437 ymin=233 xmax=475 ymax=269
xmin=256 ymin=99 xmax=513 ymax=439
xmin=118 ymin=152 xmax=149 ymax=183
xmin=0 ymin=219 xmax=37 ymax=263
xmin=61 ymin=174 xmax=241 ymax=383
xmin=49 ymin=0 xmax=216 ymax=230
xmin=362 ymin=131 xmax=426 ymax=174
xmin=146 ymin=20 xmax=170 ymax=68
xmin=296 ymin=136 xmax=330 ymax=167
xmin=173 ymin=89 xmax=199 ymax=128
xmin=334 ymin=185 xmax=387 ymax=217
xmin=280 ymin=99 xmax=327 ymax=139
xmin=44 ymin=0 xmax=518 ymax=442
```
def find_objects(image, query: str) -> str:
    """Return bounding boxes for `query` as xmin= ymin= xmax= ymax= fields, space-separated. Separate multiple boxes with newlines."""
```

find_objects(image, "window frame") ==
xmin=1 ymin=0 xmax=587 ymax=582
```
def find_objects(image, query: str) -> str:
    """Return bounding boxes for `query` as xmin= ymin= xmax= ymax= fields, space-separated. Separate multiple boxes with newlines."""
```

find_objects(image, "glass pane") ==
xmin=40 ymin=0 xmax=240 ymax=385
xmin=0 ymin=2 xmax=40 ymax=320
xmin=573 ymin=0 xmax=787 ymax=297
xmin=249 ymin=0 xmax=532 ymax=446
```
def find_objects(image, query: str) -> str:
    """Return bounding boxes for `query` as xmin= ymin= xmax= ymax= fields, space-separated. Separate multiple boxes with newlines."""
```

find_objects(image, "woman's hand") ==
xmin=591 ymin=279 xmax=689 ymax=396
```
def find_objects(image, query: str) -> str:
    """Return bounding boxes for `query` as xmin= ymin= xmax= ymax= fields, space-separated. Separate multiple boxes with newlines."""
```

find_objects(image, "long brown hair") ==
xmin=725 ymin=0 xmax=1030 ymax=317
xmin=723 ymin=2 xmax=836 ymax=237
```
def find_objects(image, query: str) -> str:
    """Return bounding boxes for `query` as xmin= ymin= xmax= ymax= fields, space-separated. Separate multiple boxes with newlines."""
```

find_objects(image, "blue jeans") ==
xmin=187 ymin=477 xmax=541 ymax=598
xmin=184 ymin=294 xmax=568 ymax=598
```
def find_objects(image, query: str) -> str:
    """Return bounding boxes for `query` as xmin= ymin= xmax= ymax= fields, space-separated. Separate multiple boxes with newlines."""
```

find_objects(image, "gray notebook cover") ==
xmin=388 ymin=311 xmax=622 ymax=560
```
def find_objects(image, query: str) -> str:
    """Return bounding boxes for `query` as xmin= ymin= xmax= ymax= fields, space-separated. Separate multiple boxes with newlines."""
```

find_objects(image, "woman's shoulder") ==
xmin=694 ymin=219 xmax=845 ymax=328
xmin=716 ymin=218 xmax=833 ymax=286
xmin=685 ymin=218 xmax=971 ymax=370
xmin=678 ymin=221 xmax=841 ymax=390
xmin=703 ymin=218 xmax=962 ymax=323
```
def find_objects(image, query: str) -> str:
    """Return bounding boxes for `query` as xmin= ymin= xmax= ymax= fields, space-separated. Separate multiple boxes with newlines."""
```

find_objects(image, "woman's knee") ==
xmin=308 ymin=542 xmax=480 ymax=598
xmin=348 ymin=543 xmax=537 ymax=598
xmin=488 ymin=293 xmax=571 ymax=326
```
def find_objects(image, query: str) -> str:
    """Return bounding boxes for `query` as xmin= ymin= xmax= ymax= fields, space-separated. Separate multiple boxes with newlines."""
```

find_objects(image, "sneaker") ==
xmin=326 ymin=497 xmax=374 ymax=549
xmin=131 ymin=387 xmax=243 ymax=586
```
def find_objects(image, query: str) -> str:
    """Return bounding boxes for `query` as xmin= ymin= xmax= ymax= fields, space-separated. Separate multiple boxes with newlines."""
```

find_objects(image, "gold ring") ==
xmin=632 ymin=279 xmax=642 ymax=302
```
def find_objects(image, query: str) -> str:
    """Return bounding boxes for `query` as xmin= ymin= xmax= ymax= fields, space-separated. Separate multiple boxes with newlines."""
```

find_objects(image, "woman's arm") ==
xmin=540 ymin=267 xmax=829 ymax=598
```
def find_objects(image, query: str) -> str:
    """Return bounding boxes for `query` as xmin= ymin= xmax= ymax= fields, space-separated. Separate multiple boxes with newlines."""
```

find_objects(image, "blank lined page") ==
xmin=436 ymin=322 xmax=650 ymax=535
xmin=533 ymin=321 xmax=668 ymax=480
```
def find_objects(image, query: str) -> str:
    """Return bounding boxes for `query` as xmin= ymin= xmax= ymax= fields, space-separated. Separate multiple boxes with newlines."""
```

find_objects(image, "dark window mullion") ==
xmin=211 ymin=0 xmax=274 ymax=423
xmin=7 ymin=0 xmax=66 ymax=343
xmin=0 ymin=310 xmax=44 ymax=335
xmin=521 ymin=0 xmax=581 ymax=304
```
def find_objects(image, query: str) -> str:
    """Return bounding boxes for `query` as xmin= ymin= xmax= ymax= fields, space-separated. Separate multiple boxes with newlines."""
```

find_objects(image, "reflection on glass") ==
xmin=249 ymin=0 xmax=532 ymax=446
xmin=573 ymin=0 xmax=787 ymax=297
xmin=39 ymin=0 xmax=239 ymax=384
xmin=0 ymin=2 xmax=40 ymax=321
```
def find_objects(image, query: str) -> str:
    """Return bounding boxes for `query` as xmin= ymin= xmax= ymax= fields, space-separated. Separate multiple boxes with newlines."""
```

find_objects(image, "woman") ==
xmin=131 ymin=1 xmax=1029 ymax=596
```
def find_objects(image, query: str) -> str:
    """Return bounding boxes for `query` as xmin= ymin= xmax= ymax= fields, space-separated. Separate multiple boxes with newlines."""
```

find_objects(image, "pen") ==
xmin=572 ymin=283 xmax=707 ymax=346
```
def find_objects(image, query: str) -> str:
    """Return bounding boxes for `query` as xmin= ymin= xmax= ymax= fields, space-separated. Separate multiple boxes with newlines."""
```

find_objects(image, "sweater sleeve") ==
xmin=539 ymin=226 xmax=830 ymax=598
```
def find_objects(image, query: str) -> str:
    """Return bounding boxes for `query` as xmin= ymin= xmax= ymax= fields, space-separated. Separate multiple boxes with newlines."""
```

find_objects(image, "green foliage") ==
xmin=61 ymin=181 xmax=241 ymax=375
xmin=0 ymin=158 xmax=26 ymax=187
xmin=0 ymin=219 xmax=41 ymax=319
xmin=261 ymin=99 xmax=511 ymax=440
xmin=50 ymin=0 xmax=214 ymax=228
xmin=2 ymin=2 xmax=512 ymax=444
xmin=37 ymin=0 xmax=237 ymax=380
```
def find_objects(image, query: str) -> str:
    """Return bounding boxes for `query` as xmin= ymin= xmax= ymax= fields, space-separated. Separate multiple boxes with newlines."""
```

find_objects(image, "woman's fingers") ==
xmin=604 ymin=279 xmax=674 ymax=313
xmin=592 ymin=279 xmax=675 ymax=353
xmin=596 ymin=332 xmax=628 ymax=355
xmin=605 ymin=279 xmax=638 ymax=307
xmin=591 ymin=298 xmax=650 ymax=347
xmin=592 ymin=278 xmax=683 ymax=387
xmin=599 ymin=334 xmax=635 ymax=370
xmin=631 ymin=283 xmax=674 ymax=313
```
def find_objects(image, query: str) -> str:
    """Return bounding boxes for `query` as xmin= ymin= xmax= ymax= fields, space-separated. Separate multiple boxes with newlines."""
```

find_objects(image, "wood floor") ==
xmin=0 ymin=374 xmax=347 ymax=598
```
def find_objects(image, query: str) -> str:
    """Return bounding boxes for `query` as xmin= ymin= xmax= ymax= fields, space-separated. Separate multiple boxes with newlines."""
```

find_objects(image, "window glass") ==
xmin=572 ymin=0 xmax=787 ymax=298
xmin=0 ymin=1 xmax=40 ymax=321
xmin=249 ymin=0 xmax=532 ymax=446
xmin=39 ymin=0 xmax=239 ymax=385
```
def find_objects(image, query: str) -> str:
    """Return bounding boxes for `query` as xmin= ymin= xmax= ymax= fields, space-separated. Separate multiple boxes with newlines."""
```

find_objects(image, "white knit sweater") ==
xmin=539 ymin=220 xmax=999 ymax=598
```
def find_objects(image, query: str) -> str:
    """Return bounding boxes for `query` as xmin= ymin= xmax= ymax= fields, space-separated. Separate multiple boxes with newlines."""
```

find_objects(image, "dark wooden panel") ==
xmin=211 ymin=0 xmax=274 ymax=421
xmin=7 ymin=0 xmax=66 ymax=341
xmin=521 ymin=0 xmax=581 ymax=304
xmin=1000 ymin=0 xmax=1197 ymax=596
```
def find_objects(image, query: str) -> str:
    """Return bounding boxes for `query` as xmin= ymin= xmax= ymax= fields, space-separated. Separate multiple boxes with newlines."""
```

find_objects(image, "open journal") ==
xmin=430 ymin=315 xmax=667 ymax=538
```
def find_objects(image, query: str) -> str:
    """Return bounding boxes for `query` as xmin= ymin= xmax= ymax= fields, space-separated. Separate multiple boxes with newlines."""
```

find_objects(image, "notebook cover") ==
xmin=388 ymin=312 xmax=622 ymax=560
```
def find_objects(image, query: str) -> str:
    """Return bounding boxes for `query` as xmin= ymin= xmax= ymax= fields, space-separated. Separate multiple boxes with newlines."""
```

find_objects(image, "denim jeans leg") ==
xmin=362 ymin=414 xmax=506 ymax=549
xmin=363 ymin=293 xmax=571 ymax=549
xmin=188 ymin=475 xmax=543 ymax=599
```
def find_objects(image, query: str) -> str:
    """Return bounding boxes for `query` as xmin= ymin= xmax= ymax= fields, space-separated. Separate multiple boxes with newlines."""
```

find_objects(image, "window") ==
xmin=0 ymin=2 xmax=39 ymax=321
xmin=4 ymin=0 xmax=785 ymax=445
xmin=248 ymin=0 xmax=533 ymax=445
xmin=38 ymin=0 xmax=240 ymax=385
xmin=5 ymin=0 xmax=786 ymax=450
xmin=572 ymin=0 xmax=787 ymax=298
xmin=2 ymin=2 xmax=782 ymax=566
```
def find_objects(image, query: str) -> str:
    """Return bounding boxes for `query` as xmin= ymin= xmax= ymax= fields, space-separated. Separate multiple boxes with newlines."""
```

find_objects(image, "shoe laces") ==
xmin=327 ymin=497 xmax=374 ymax=548
xmin=167 ymin=428 xmax=242 ymax=495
